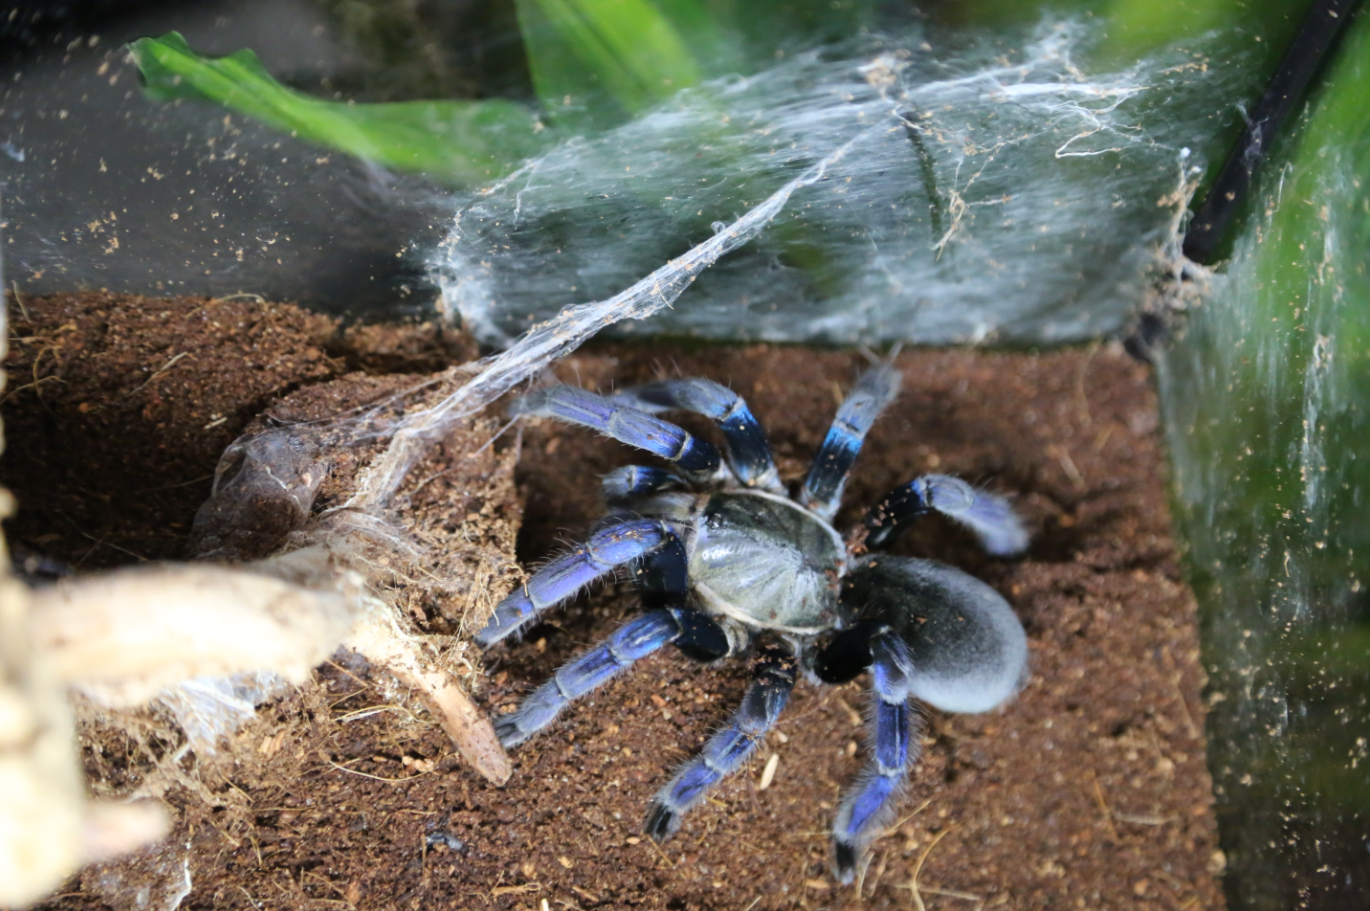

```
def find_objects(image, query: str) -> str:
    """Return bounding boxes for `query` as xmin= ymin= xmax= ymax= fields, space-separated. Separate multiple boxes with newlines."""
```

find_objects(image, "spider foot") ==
xmin=833 ymin=842 xmax=859 ymax=884
xmin=643 ymin=802 xmax=681 ymax=842
xmin=492 ymin=712 xmax=529 ymax=749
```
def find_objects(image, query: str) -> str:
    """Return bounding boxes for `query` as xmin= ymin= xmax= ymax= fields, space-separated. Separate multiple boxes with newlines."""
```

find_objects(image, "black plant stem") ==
xmin=1182 ymin=0 xmax=1365 ymax=265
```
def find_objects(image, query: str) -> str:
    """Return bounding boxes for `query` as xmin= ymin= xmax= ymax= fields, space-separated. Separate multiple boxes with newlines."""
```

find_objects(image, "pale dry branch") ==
xmin=30 ymin=562 xmax=357 ymax=707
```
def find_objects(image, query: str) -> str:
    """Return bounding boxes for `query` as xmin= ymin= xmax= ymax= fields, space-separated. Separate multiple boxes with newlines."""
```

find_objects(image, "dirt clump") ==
xmin=3 ymin=293 xmax=1224 ymax=910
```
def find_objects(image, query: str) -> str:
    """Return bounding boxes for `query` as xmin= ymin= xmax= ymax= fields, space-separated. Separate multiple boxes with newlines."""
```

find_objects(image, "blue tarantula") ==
xmin=475 ymin=366 xmax=1029 ymax=882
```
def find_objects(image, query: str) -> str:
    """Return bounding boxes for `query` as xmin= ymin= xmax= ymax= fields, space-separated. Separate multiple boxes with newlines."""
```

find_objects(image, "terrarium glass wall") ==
xmin=1157 ymin=12 xmax=1370 ymax=906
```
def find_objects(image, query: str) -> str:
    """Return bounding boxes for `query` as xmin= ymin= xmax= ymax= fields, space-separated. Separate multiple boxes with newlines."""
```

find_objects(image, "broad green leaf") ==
xmin=515 ymin=0 xmax=706 ymax=123
xmin=1095 ymin=0 xmax=1312 ymax=66
xmin=128 ymin=32 xmax=548 ymax=184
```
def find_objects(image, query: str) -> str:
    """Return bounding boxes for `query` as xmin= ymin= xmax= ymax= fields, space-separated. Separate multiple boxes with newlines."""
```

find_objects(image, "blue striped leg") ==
xmin=862 ymin=474 xmax=1028 ymax=556
xmin=601 ymin=465 xmax=684 ymax=503
xmin=800 ymin=365 xmax=901 ymax=519
xmin=475 ymin=518 xmax=675 ymax=647
xmin=644 ymin=643 xmax=796 ymax=841
xmin=613 ymin=380 xmax=782 ymax=491
xmin=514 ymin=386 xmax=721 ymax=483
xmin=832 ymin=631 xmax=921 ymax=883
xmin=495 ymin=607 xmax=731 ymax=747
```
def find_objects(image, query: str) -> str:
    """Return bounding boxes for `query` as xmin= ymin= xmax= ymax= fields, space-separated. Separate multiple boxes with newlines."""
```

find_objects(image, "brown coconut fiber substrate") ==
xmin=3 ymin=292 xmax=1225 ymax=911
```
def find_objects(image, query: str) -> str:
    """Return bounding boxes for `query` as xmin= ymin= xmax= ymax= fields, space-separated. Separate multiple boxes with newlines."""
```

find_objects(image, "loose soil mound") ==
xmin=3 ymin=293 xmax=1224 ymax=911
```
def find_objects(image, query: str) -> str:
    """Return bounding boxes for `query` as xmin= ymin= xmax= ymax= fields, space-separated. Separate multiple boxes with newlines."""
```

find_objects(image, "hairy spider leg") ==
xmin=474 ymin=518 xmax=675 ymax=647
xmin=613 ymin=379 xmax=783 ymax=492
xmin=516 ymin=386 xmax=720 ymax=483
xmin=799 ymin=365 xmax=901 ymax=519
xmin=831 ymin=631 xmax=921 ymax=884
xmin=644 ymin=642 xmax=796 ymax=841
xmin=601 ymin=464 xmax=684 ymax=503
xmin=492 ymin=607 xmax=731 ymax=747
xmin=863 ymin=474 xmax=1028 ymax=556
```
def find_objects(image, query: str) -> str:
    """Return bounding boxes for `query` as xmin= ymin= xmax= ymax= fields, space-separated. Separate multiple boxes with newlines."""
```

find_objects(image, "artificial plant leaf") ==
xmin=128 ymin=32 xmax=548 ymax=185
xmin=515 ymin=0 xmax=706 ymax=123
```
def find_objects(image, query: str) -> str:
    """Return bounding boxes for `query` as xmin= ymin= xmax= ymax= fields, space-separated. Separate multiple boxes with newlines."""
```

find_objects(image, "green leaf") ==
xmin=515 ymin=0 xmax=706 ymax=123
xmin=128 ymin=32 xmax=548 ymax=184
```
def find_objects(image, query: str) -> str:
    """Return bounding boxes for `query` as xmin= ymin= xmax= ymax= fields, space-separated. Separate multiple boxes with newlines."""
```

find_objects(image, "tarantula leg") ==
xmin=800 ymin=365 xmax=901 ymax=519
xmin=494 ymin=607 xmax=728 ymax=747
xmin=644 ymin=642 xmax=796 ymax=842
xmin=612 ymin=379 xmax=782 ymax=491
xmin=832 ymin=631 xmax=922 ymax=884
xmin=474 ymin=518 xmax=675 ymax=647
xmin=601 ymin=465 xmax=684 ymax=502
xmin=862 ymin=474 xmax=1028 ymax=556
xmin=514 ymin=386 xmax=721 ymax=483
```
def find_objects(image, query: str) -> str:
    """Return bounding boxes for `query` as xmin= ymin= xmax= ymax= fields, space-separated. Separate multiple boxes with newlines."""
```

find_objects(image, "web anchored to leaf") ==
xmin=431 ymin=17 xmax=1230 ymax=347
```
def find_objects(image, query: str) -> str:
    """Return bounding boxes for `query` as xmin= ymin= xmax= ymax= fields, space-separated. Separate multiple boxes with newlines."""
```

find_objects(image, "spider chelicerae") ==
xmin=475 ymin=365 xmax=1029 ymax=882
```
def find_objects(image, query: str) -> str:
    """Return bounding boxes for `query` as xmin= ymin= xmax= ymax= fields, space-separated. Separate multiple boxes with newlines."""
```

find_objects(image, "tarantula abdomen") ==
xmin=841 ymin=557 xmax=1028 ymax=714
